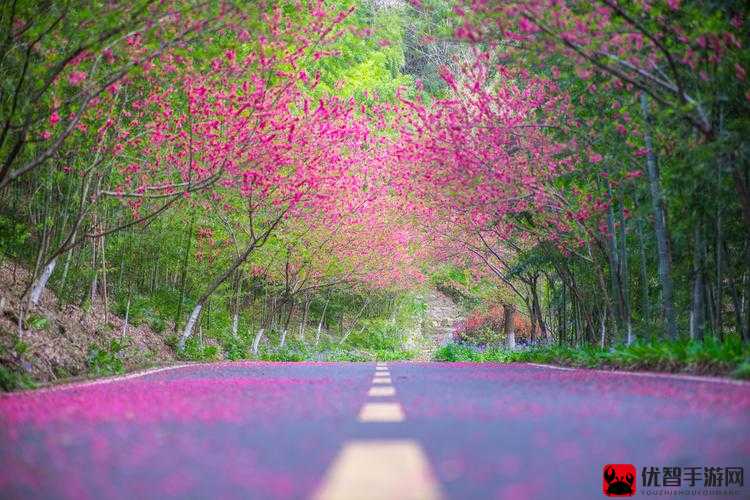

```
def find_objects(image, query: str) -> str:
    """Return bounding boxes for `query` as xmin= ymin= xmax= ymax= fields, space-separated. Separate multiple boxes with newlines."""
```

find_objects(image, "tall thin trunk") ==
xmin=690 ymin=225 xmax=706 ymax=341
xmin=527 ymin=294 xmax=537 ymax=343
xmin=279 ymin=301 xmax=294 ymax=348
xmin=100 ymin=232 xmax=108 ymax=324
xmin=503 ymin=303 xmax=516 ymax=349
xmin=252 ymin=328 xmax=265 ymax=355
xmin=606 ymin=182 xmax=623 ymax=332
xmin=231 ymin=272 xmax=242 ymax=338
xmin=640 ymin=93 xmax=677 ymax=339
xmin=637 ymin=217 xmax=650 ymax=322
xmin=531 ymin=277 xmax=547 ymax=341
xmin=122 ymin=293 xmax=131 ymax=340
xmin=619 ymin=200 xmax=633 ymax=344
xmin=89 ymin=233 xmax=98 ymax=305
xmin=30 ymin=257 xmax=57 ymax=306
xmin=299 ymin=298 xmax=310 ymax=343
xmin=316 ymin=296 xmax=330 ymax=346
xmin=715 ymin=214 xmax=724 ymax=337
xmin=175 ymin=215 xmax=194 ymax=333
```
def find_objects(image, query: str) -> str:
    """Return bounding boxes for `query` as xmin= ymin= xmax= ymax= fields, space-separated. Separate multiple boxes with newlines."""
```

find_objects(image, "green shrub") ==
xmin=26 ymin=314 xmax=50 ymax=331
xmin=345 ymin=319 xmax=404 ymax=350
xmin=178 ymin=337 xmax=220 ymax=361
xmin=434 ymin=343 xmax=482 ymax=362
xmin=87 ymin=339 xmax=126 ymax=376
xmin=436 ymin=336 xmax=750 ymax=378
xmin=0 ymin=364 xmax=37 ymax=392
xmin=224 ymin=336 xmax=250 ymax=360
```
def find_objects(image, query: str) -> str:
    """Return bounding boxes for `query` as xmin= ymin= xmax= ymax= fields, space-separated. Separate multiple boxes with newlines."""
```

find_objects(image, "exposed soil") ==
xmin=0 ymin=261 xmax=176 ymax=388
xmin=412 ymin=289 xmax=464 ymax=360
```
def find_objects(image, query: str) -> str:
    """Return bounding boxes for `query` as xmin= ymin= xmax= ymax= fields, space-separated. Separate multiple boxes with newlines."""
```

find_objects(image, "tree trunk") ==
xmin=251 ymin=328 xmax=265 ymax=355
xmin=640 ymin=93 xmax=678 ymax=340
xmin=690 ymin=225 xmax=706 ymax=341
xmin=619 ymin=200 xmax=633 ymax=345
xmin=503 ymin=303 xmax=516 ymax=349
xmin=177 ymin=217 xmax=281 ymax=351
xmin=30 ymin=257 xmax=57 ymax=306
xmin=122 ymin=294 xmax=131 ymax=339
xmin=279 ymin=301 xmax=294 ymax=349
xmin=100 ymin=233 xmax=108 ymax=324
xmin=231 ymin=273 xmax=242 ymax=338
xmin=637 ymin=217 xmax=650 ymax=322
xmin=531 ymin=278 xmax=547 ymax=341
xmin=316 ymin=296 xmax=330 ymax=346
xmin=300 ymin=298 xmax=310 ymax=343
xmin=89 ymin=236 xmax=98 ymax=305
xmin=606 ymin=184 xmax=623 ymax=332
xmin=175 ymin=215 xmax=194 ymax=332
xmin=527 ymin=294 xmax=537 ymax=343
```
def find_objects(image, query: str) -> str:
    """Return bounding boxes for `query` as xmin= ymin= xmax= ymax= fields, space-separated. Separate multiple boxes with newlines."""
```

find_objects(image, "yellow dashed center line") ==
xmin=358 ymin=402 xmax=405 ymax=422
xmin=368 ymin=386 xmax=395 ymax=397
xmin=313 ymin=363 xmax=444 ymax=499
xmin=313 ymin=440 xmax=443 ymax=500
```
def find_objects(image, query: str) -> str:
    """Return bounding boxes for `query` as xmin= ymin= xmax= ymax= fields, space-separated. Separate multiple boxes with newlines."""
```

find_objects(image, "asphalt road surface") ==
xmin=1 ymin=362 xmax=749 ymax=499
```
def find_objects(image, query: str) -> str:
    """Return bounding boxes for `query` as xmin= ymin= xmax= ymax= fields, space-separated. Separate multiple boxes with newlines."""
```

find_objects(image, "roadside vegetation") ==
xmin=435 ymin=338 xmax=750 ymax=380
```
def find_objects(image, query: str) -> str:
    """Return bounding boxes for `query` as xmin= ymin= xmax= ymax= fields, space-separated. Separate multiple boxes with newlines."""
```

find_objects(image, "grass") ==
xmin=434 ymin=336 xmax=750 ymax=379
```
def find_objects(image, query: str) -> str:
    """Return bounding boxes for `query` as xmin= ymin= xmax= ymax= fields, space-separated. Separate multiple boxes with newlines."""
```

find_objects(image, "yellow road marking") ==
xmin=358 ymin=402 xmax=404 ymax=422
xmin=313 ymin=440 xmax=443 ymax=500
xmin=368 ymin=386 xmax=396 ymax=397
xmin=372 ymin=376 xmax=392 ymax=384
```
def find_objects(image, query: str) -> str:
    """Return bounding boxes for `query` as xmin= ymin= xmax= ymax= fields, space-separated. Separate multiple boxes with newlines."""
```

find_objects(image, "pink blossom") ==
xmin=68 ymin=71 xmax=87 ymax=86
xmin=735 ymin=64 xmax=746 ymax=81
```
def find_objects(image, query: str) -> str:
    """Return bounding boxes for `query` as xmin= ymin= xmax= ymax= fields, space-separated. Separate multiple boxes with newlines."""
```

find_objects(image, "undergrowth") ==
xmin=434 ymin=336 xmax=750 ymax=379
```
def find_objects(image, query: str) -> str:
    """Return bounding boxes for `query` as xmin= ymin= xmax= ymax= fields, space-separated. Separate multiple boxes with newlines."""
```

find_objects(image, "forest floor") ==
xmin=0 ymin=261 xmax=176 ymax=390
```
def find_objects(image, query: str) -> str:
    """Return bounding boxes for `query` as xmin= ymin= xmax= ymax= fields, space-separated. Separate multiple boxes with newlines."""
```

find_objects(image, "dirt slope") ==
xmin=0 ymin=261 xmax=175 ymax=388
xmin=412 ymin=289 xmax=464 ymax=360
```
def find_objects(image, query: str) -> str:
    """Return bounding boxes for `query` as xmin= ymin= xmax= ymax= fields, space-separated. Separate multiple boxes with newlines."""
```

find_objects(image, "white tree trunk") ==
xmin=231 ymin=312 xmax=239 ymax=337
xmin=122 ymin=296 xmax=131 ymax=339
xmin=600 ymin=312 xmax=606 ymax=349
xmin=178 ymin=303 xmax=203 ymax=351
xmin=252 ymin=328 xmax=265 ymax=355
xmin=504 ymin=304 xmax=516 ymax=349
xmin=626 ymin=321 xmax=633 ymax=346
xmin=30 ymin=257 xmax=57 ymax=306
xmin=279 ymin=328 xmax=288 ymax=348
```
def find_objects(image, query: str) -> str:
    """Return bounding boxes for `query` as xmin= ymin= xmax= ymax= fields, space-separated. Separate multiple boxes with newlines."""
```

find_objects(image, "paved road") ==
xmin=1 ymin=362 xmax=749 ymax=499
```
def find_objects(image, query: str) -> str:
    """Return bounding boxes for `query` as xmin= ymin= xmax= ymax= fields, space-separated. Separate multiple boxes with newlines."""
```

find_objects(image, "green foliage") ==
xmin=87 ymin=339 xmax=127 ymax=376
xmin=223 ymin=335 xmax=251 ymax=361
xmin=0 ymin=215 xmax=30 ymax=257
xmin=434 ymin=343 xmax=482 ymax=362
xmin=114 ymin=293 xmax=171 ymax=333
xmin=178 ymin=337 xmax=220 ymax=362
xmin=0 ymin=364 xmax=36 ymax=392
xmin=26 ymin=314 xmax=49 ymax=331
xmin=345 ymin=319 xmax=404 ymax=350
xmin=436 ymin=336 xmax=750 ymax=379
